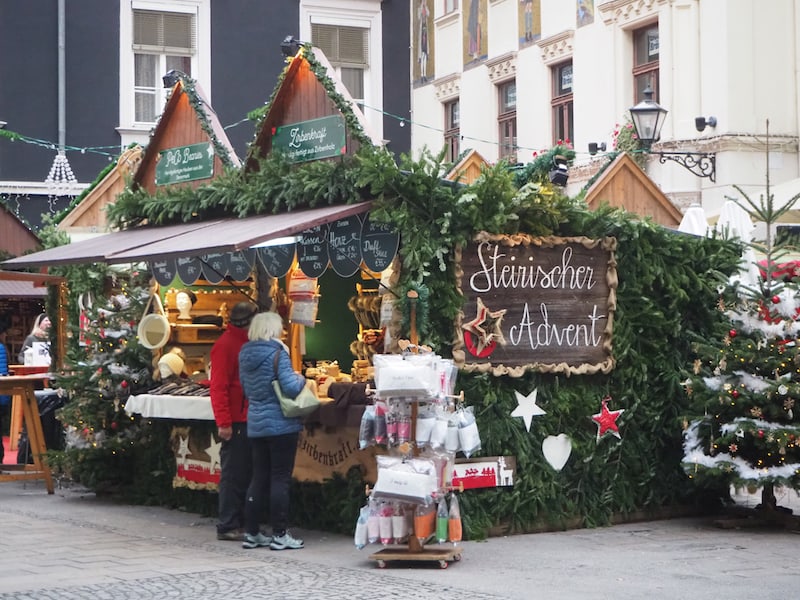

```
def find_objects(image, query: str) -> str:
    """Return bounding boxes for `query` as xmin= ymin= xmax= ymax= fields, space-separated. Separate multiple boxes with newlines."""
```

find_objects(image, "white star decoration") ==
xmin=511 ymin=388 xmax=547 ymax=432
xmin=206 ymin=438 xmax=222 ymax=473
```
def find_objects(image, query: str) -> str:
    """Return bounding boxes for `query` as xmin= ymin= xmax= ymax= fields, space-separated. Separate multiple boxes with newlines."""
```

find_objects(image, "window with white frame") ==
xmin=444 ymin=99 xmax=460 ymax=163
xmin=119 ymin=1 xmax=209 ymax=146
xmin=551 ymin=61 xmax=573 ymax=145
xmin=311 ymin=24 xmax=369 ymax=107
xmin=133 ymin=10 xmax=195 ymax=123
xmin=498 ymin=80 xmax=517 ymax=161
xmin=633 ymin=24 xmax=659 ymax=102
xmin=300 ymin=1 xmax=384 ymax=143
xmin=444 ymin=0 xmax=458 ymax=14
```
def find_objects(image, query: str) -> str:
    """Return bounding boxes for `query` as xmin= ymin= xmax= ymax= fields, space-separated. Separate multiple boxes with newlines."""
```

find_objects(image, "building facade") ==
xmin=410 ymin=0 xmax=800 ymax=220
xmin=0 ymin=0 xmax=410 ymax=230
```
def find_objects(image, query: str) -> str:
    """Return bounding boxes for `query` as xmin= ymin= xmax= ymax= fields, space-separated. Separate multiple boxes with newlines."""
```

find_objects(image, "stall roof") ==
xmin=2 ymin=202 xmax=372 ymax=269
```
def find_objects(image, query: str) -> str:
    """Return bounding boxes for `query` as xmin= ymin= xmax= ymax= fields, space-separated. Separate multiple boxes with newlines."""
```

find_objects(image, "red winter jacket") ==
xmin=210 ymin=324 xmax=249 ymax=428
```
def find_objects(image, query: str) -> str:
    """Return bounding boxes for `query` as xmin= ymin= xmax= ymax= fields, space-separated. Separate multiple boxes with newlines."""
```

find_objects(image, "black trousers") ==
xmin=217 ymin=422 xmax=251 ymax=534
xmin=244 ymin=432 xmax=299 ymax=536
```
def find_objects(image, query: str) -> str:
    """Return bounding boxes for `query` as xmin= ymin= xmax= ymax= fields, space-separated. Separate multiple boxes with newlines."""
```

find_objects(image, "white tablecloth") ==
xmin=124 ymin=394 xmax=214 ymax=421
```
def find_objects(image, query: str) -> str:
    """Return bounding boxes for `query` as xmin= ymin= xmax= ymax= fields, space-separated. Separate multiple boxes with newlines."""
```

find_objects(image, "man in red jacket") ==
xmin=210 ymin=301 xmax=256 ymax=540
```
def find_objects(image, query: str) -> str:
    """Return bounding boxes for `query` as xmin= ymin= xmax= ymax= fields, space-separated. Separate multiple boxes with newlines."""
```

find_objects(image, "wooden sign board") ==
xmin=454 ymin=233 xmax=617 ymax=376
xmin=451 ymin=456 xmax=516 ymax=490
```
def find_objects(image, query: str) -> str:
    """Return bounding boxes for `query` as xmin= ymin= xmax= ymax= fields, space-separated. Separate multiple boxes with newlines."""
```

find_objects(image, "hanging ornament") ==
xmin=462 ymin=297 xmax=507 ymax=358
xmin=541 ymin=434 xmax=572 ymax=471
xmin=510 ymin=388 xmax=546 ymax=432
xmin=591 ymin=396 xmax=624 ymax=441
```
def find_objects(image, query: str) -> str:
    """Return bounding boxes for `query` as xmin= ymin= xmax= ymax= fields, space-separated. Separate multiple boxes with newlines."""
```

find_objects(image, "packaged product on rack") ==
xmin=367 ymin=497 xmax=380 ymax=544
xmin=456 ymin=405 xmax=482 ymax=458
xmin=415 ymin=403 xmax=436 ymax=446
xmin=391 ymin=503 xmax=407 ymax=544
xmin=354 ymin=504 xmax=369 ymax=549
xmin=373 ymin=352 xmax=438 ymax=398
xmin=414 ymin=503 xmax=436 ymax=543
xmin=445 ymin=413 xmax=460 ymax=452
xmin=436 ymin=496 xmax=449 ymax=543
xmin=448 ymin=493 xmax=463 ymax=544
xmin=378 ymin=501 xmax=394 ymax=545
xmin=373 ymin=456 xmax=438 ymax=505
xmin=358 ymin=404 xmax=376 ymax=449
xmin=373 ymin=400 xmax=388 ymax=445
xmin=429 ymin=407 xmax=450 ymax=449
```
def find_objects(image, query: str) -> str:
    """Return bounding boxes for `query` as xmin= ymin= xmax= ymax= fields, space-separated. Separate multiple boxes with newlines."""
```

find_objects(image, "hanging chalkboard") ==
xmin=258 ymin=243 xmax=296 ymax=278
xmin=361 ymin=215 xmax=399 ymax=272
xmin=297 ymin=224 xmax=330 ymax=278
xmin=201 ymin=252 xmax=230 ymax=284
xmin=176 ymin=256 xmax=203 ymax=285
xmin=228 ymin=251 xmax=253 ymax=281
xmin=240 ymin=248 xmax=257 ymax=269
xmin=329 ymin=216 xmax=363 ymax=277
xmin=151 ymin=258 xmax=177 ymax=287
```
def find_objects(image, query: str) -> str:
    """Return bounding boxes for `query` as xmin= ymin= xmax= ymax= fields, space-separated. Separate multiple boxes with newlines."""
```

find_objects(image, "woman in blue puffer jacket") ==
xmin=239 ymin=311 xmax=308 ymax=551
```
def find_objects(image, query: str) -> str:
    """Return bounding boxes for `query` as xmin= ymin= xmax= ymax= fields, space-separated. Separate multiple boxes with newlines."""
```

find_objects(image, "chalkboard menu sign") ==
xmin=240 ymin=248 xmax=257 ymax=269
xmin=297 ymin=224 xmax=330 ymax=278
xmin=455 ymin=233 xmax=617 ymax=377
xmin=361 ymin=216 xmax=399 ymax=272
xmin=151 ymin=258 xmax=178 ymax=287
xmin=176 ymin=256 xmax=203 ymax=285
xmin=201 ymin=253 xmax=230 ymax=284
xmin=329 ymin=216 xmax=363 ymax=277
xmin=258 ymin=243 xmax=296 ymax=278
xmin=228 ymin=251 xmax=253 ymax=281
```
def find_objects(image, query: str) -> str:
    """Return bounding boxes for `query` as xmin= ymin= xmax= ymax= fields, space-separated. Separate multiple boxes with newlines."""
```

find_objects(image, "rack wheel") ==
xmin=454 ymin=554 xmax=462 ymax=561
xmin=377 ymin=560 xmax=387 ymax=569
xmin=439 ymin=560 xmax=449 ymax=569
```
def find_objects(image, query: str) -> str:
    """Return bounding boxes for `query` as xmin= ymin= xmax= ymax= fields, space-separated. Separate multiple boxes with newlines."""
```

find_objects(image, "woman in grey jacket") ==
xmin=239 ymin=312 xmax=307 ymax=550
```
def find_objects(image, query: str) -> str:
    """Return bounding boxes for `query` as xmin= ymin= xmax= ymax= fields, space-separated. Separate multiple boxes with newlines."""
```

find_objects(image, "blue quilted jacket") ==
xmin=238 ymin=339 xmax=305 ymax=438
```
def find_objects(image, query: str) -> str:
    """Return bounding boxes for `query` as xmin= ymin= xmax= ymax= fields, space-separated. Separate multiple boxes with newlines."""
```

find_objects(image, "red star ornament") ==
xmin=591 ymin=396 xmax=624 ymax=441
xmin=462 ymin=297 xmax=507 ymax=357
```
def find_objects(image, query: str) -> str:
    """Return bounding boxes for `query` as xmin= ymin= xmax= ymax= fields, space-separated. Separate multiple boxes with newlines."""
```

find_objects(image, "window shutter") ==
xmin=311 ymin=24 xmax=368 ymax=66
xmin=134 ymin=10 xmax=196 ymax=53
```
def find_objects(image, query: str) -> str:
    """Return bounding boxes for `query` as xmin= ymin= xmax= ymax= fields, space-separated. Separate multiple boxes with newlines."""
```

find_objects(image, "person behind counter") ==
xmin=18 ymin=313 xmax=51 ymax=364
xmin=210 ymin=301 xmax=256 ymax=542
xmin=239 ymin=311 xmax=307 ymax=551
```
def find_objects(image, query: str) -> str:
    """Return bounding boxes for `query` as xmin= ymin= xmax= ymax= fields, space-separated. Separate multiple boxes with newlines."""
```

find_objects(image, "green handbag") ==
xmin=272 ymin=353 xmax=320 ymax=418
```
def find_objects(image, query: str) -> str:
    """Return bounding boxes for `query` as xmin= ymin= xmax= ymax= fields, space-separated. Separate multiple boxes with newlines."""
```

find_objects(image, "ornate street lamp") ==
xmin=629 ymin=86 xmax=716 ymax=182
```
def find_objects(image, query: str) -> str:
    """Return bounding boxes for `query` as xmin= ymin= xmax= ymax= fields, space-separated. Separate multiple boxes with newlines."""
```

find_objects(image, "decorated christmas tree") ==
xmin=52 ymin=269 xmax=155 ymax=490
xmin=682 ymin=131 xmax=800 ymax=515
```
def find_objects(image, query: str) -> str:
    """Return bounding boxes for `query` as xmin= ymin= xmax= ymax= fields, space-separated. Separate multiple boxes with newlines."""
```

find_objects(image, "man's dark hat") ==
xmin=230 ymin=302 xmax=256 ymax=328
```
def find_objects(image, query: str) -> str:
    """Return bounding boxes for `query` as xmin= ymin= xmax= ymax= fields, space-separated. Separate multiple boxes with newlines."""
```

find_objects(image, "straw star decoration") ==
xmin=462 ymin=297 xmax=507 ymax=355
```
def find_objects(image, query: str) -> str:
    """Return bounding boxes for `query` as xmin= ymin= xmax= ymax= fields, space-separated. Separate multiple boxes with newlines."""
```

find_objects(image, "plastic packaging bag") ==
xmin=457 ymin=405 xmax=481 ymax=458
xmin=354 ymin=504 xmax=369 ymax=549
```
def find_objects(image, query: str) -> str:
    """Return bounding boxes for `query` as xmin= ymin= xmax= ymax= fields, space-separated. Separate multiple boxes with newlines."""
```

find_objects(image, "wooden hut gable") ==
xmin=0 ymin=203 xmax=41 ymax=256
xmin=246 ymin=47 xmax=381 ymax=171
xmin=133 ymin=78 xmax=241 ymax=195
xmin=58 ymin=146 xmax=143 ymax=235
xmin=583 ymin=153 xmax=682 ymax=227
xmin=444 ymin=149 xmax=490 ymax=185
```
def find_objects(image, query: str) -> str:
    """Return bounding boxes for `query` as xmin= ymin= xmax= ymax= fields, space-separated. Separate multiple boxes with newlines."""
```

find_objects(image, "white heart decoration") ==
xmin=542 ymin=434 xmax=572 ymax=471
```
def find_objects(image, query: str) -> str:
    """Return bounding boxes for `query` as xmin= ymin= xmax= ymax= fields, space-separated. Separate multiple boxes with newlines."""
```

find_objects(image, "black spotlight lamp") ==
xmin=588 ymin=142 xmax=607 ymax=155
xmin=694 ymin=116 xmax=718 ymax=132
xmin=162 ymin=69 xmax=184 ymax=89
xmin=548 ymin=154 xmax=570 ymax=186
xmin=281 ymin=35 xmax=303 ymax=57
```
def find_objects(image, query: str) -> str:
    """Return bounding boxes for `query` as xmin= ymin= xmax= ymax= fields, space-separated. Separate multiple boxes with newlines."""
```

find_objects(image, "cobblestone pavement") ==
xmin=0 ymin=480 xmax=798 ymax=599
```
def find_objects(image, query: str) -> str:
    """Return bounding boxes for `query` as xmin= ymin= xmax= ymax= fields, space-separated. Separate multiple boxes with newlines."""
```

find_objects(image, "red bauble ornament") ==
xmin=729 ymin=329 xmax=737 ymax=338
xmin=110 ymin=422 xmax=118 ymax=430
xmin=731 ymin=390 xmax=739 ymax=398
xmin=758 ymin=429 xmax=764 ymax=438
xmin=120 ymin=380 xmax=128 ymax=389
xmin=772 ymin=295 xmax=781 ymax=304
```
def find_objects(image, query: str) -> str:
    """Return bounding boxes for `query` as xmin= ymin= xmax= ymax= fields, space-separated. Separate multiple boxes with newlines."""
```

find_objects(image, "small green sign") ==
xmin=272 ymin=115 xmax=346 ymax=163
xmin=155 ymin=142 xmax=214 ymax=186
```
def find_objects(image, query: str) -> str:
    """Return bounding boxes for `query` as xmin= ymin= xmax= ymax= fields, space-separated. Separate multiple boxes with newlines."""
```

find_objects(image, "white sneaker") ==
xmin=270 ymin=531 xmax=304 ymax=550
xmin=242 ymin=532 xmax=272 ymax=549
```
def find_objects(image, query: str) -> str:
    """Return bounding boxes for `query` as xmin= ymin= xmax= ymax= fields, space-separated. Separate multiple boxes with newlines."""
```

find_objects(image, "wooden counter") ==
xmin=0 ymin=373 xmax=55 ymax=494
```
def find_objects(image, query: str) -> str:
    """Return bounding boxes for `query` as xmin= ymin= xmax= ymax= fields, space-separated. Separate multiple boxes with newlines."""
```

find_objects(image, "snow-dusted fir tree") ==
xmin=683 ymin=124 xmax=800 ymax=513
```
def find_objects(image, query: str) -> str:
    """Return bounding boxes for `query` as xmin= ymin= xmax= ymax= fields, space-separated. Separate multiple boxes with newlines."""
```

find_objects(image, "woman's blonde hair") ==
xmin=248 ymin=311 xmax=284 ymax=342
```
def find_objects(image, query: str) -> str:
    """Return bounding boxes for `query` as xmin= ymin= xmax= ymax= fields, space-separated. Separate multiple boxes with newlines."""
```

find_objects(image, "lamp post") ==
xmin=628 ymin=86 xmax=716 ymax=182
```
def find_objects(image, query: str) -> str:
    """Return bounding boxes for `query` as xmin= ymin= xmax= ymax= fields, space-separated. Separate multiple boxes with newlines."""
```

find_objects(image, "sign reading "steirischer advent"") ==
xmin=455 ymin=233 xmax=617 ymax=376
xmin=272 ymin=115 xmax=346 ymax=163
